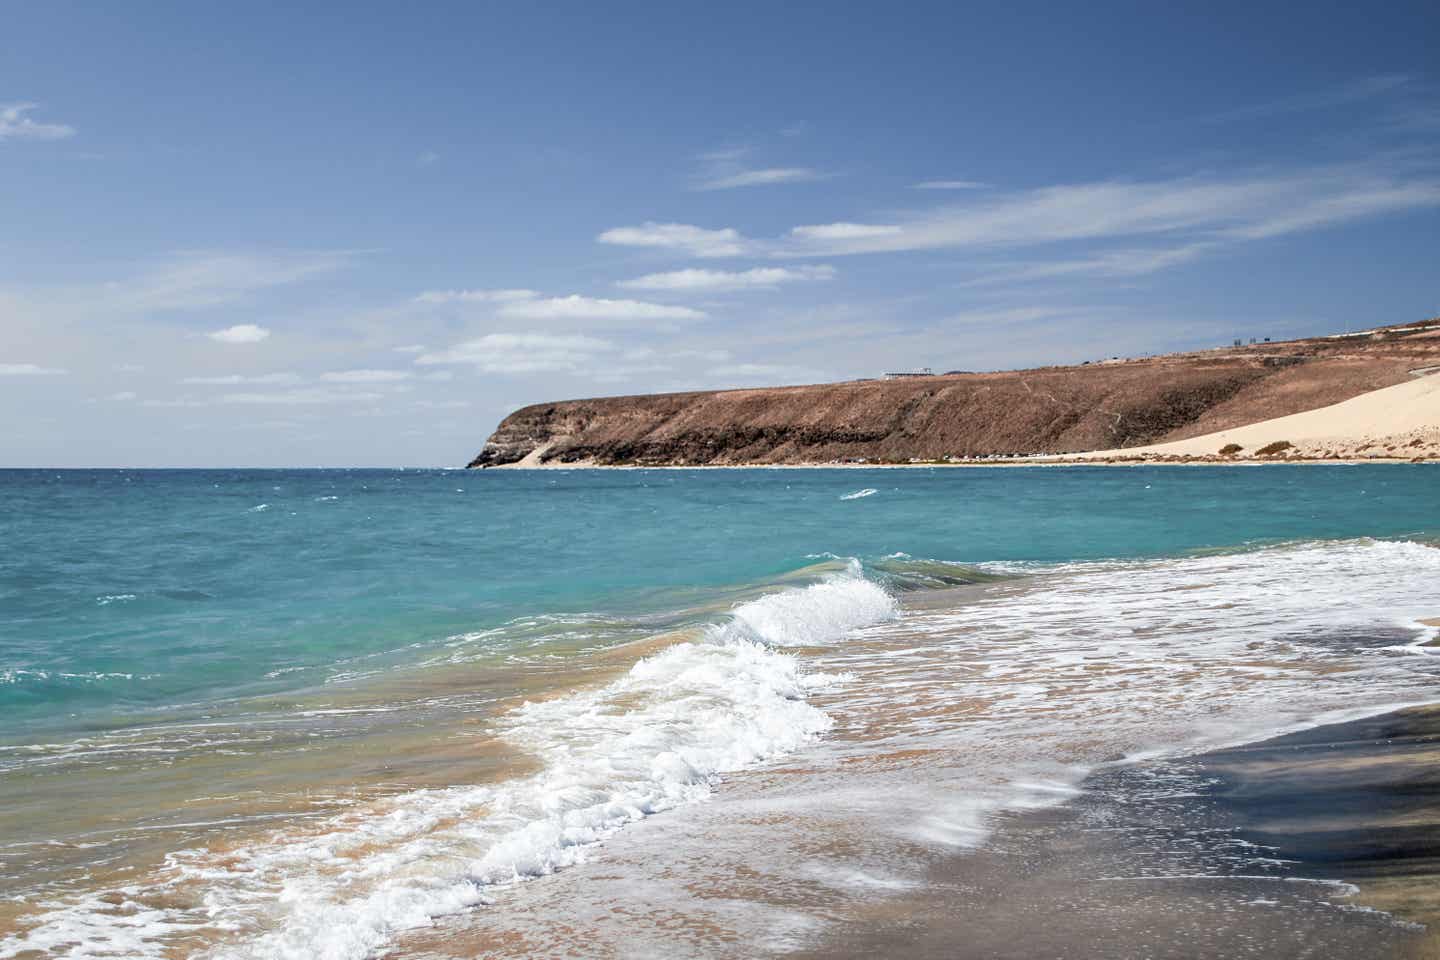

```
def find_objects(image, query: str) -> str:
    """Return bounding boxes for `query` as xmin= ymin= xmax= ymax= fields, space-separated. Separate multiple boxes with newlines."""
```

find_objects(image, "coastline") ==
xmin=473 ymin=361 xmax=1440 ymax=470
xmin=480 ymin=456 xmax=1440 ymax=469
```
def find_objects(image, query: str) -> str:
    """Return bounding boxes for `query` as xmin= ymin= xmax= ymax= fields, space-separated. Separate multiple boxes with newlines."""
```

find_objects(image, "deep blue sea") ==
xmin=3 ymin=465 xmax=1438 ymax=737
xmin=2 ymin=465 xmax=1439 ymax=960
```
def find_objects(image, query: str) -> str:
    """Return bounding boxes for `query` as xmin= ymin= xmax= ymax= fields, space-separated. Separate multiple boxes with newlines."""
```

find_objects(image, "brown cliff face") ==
xmin=468 ymin=321 xmax=1440 ymax=467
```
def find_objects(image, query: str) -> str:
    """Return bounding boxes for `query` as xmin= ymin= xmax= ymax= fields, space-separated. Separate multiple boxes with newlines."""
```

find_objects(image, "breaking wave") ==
xmin=0 ymin=568 xmax=897 ymax=960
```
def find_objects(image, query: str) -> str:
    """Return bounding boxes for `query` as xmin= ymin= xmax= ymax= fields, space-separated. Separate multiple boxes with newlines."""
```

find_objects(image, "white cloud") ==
xmin=417 ymin=333 xmax=615 ymax=374
xmin=790 ymin=223 xmax=902 ymax=241
xmin=1221 ymin=182 xmax=1440 ymax=240
xmin=693 ymin=148 xmax=825 ymax=191
xmin=780 ymin=169 xmax=1440 ymax=257
xmin=964 ymin=243 xmax=1218 ymax=285
xmin=109 ymin=391 xmax=137 ymax=402
xmin=413 ymin=288 xmax=539 ymax=304
xmin=0 ymin=103 xmax=75 ymax=141
xmin=597 ymin=222 xmax=749 ymax=258
xmin=182 ymin=372 xmax=302 ymax=385
xmin=698 ymin=167 xmax=823 ymax=190
xmin=498 ymin=294 xmax=705 ymax=323
xmin=912 ymin=180 xmax=988 ymax=190
xmin=392 ymin=344 xmax=426 ymax=354
xmin=0 ymin=362 xmax=67 ymax=376
xmin=320 ymin=369 xmax=413 ymax=383
xmin=208 ymin=324 xmax=271 ymax=344
xmin=618 ymin=265 xmax=835 ymax=292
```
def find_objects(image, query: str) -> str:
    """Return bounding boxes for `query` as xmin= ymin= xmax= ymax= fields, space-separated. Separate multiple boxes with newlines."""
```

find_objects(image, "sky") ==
xmin=2 ymin=1 xmax=1438 ymax=467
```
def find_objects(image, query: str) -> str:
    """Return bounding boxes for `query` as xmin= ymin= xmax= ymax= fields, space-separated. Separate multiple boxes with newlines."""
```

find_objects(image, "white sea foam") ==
xmin=820 ymin=539 xmax=1440 ymax=792
xmin=839 ymin=488 xmax=877 ymax=500
xmin=0 ymin=570 xmax=894 ymax=960
xmin=0 ymin=669 xmax=136 ymax=685
xmin=726 ymin=563 xmax=898 ymax=647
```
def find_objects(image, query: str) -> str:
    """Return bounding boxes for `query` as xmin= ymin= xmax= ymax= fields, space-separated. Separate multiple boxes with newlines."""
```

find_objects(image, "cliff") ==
xmin=468 ymin=320 xmax=1440 ymax=467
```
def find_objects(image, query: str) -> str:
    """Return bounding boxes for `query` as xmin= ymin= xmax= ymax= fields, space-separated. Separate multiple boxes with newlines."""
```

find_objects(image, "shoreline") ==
xmin=479 ymin=456 xmax=1440 ymax=469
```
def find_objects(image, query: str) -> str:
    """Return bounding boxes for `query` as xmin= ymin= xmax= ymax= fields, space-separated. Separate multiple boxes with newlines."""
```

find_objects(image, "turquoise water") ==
xmin=3 ymin=465 xmax=1440 ymax=960
xmin=3 ymin=465 xmax=1437 ymax=739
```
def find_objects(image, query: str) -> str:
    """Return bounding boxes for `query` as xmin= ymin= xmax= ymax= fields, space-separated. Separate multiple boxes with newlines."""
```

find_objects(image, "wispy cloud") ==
xmin=392 ymin=344 xmax=427 ymax=354
xmin=0 ymin=103 xmax=75 ymax=141
xmin=781 ymin=167 xmax=1440 ymax=258
xmin=597 ymin=222 xmax=749 ymax=258
xmin=912 ymin=180 xmax=988 ymax=190
xmin=963 ymin=243 xmax=1219 ymax=285
xmin=1203 ymin=74 xmax=1411 ymax=123
xmin=208 ymin=324 xmax=271 ymax=344
xmin=618 ymin=265 xmax=835 ymax=292
xmin=413 ymin=288 xmax=539 ymax=304
xmin=218 ymin=388 xmax=385 ymax=406
xmin=319 ymin=369 xmax=413 ymax=383
xmin=693 ymin=148 xmax=826 ymax=191
xmin=0 ymin=362 xmax=67 ymax=376
xmin=182 ymin=372 xmax=302 ymax=385
xmin=142 ymin=386 xmax=390 ymax=408
xmin=417 ymin=333 xmax=615 ymax=374
xmin=106 ymin=251 xmax=351 ymax=313
xmin=699 ymin=166 xmax=824 ymax=190
xmin=789 ymin=223 xmax=901 ymax=242
xmin=497 ymin=294 xmax=705 ymax=323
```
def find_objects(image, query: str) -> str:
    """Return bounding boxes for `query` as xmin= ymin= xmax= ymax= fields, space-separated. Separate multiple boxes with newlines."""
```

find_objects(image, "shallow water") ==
xmin=1 ymin=466 xmax=1438 ymax=958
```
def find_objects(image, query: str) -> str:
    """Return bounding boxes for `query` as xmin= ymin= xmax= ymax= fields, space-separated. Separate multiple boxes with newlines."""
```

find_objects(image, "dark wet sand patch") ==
xmin=789 ymin=706 xmax=1440 ymax=960
xmin=1199 ymin=704 xmax=1440 ymax=953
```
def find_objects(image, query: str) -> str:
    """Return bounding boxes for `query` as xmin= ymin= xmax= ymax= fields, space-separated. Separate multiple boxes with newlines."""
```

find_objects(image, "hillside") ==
xmin=468 ymin=320 xmax=1440 ymax=467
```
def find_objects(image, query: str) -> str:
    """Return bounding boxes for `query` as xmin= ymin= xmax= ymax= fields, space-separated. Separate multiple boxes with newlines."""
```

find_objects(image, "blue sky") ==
xmin=2 ymin=1 xmax=1438 ymax=466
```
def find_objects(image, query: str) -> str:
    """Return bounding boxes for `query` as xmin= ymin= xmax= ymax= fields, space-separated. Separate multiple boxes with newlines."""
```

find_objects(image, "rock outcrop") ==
xmin=468 ymin=320 xmax=1440 ymax=467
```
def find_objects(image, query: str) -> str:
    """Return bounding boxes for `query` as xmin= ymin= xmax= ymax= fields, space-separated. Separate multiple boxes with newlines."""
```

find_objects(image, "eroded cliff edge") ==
xmin=469 ymin=322 xmax=1440 ymax=467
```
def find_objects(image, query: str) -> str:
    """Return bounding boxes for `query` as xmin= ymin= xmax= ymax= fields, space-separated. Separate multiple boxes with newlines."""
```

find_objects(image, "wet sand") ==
xmin=791 ymin=705 xmax=1440 ymax=960
xmin=1201 ymin=705 xmax=1440 ymax=955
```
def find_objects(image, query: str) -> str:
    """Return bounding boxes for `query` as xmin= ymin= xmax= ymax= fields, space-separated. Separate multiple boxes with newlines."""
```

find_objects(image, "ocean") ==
xmin=2 ymin=465 xmax=1438 ymax=958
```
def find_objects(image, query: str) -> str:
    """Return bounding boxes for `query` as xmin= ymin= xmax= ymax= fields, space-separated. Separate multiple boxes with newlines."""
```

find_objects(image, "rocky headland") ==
xmin=469 ymin=320 xmax=1440 ymax=468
